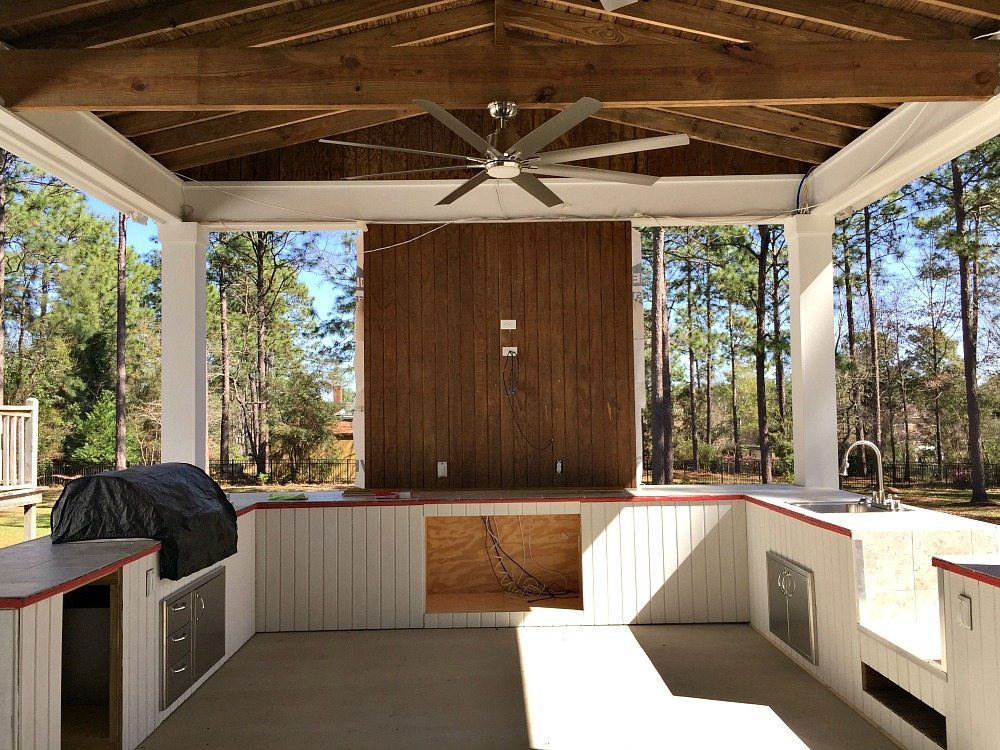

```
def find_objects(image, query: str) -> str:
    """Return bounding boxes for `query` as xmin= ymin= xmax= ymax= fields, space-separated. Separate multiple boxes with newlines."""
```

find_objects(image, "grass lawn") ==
xmin=0 ymin=489 xmax=61 ymax=549
xmin=894 ymin=487 xmax=1000 ymax=525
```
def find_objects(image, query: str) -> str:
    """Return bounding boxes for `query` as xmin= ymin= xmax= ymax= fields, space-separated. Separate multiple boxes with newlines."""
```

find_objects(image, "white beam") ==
xmin=181 ymin=175 xmax=802 ymax=227
xmin=159 ymin=222 xmax=209 ymax=468
xmin=808 ymin=96 xmax=1000 ymax=217
xmin=354 ymin=231 xmax=366 ymax=490
xmin=0 ymin=108 xmax=184 ymax=224
xmin=785 ymin=213 xmax=839 ymax=489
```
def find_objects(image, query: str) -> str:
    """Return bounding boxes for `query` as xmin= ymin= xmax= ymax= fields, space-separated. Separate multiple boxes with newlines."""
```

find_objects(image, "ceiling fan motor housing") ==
xmin=486 ymin=159 xmax=522 ymax=179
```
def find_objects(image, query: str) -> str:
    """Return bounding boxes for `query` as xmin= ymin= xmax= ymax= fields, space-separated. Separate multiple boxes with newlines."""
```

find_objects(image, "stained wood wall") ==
xmin=363 ymin=221 xmax=635 ymax=489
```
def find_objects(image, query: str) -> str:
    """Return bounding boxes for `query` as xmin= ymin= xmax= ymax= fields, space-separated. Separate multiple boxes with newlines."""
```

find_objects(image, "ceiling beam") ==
xmin=156 ymin=0 xmax=462 ymax=49
xmin=912 ymin=1 xmax=1000 ymax=22
xmin=594 ymin=108 xmax=836 ymax=163
xmin=543 ymin=0 xmax=833 ymax=42
xmin=10 ymin=1 xmax=292 ymax=49
xmin=0 ymin=1 xmax=114 ymax=30
xmin=759 ymin=104 xmax=888 ymax=130
xmin=159 ymin=110 xmax=421 ymax=170
xmin=657 ymin=106 xmax=855 ymax=147
xmin=717 ymin=1 xmax=976 ymax=40
xmin=102 ymin=112 xmax=234 ymax=138
xmin=2 ymin=41 xmax=996 ymax=111
xmin=504 ymin=2 xmax=682 ymax=45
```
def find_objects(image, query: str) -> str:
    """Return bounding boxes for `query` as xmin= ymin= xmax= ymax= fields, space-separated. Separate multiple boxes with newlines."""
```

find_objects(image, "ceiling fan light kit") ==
xmin=321 ymin=95 xmax=689 ymax=208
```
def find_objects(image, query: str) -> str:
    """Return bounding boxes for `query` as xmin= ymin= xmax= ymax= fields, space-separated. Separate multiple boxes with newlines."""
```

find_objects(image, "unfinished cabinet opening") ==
xmin=862 ymin=664 xmax=947 ymax=748
xmin=62 ymin=572 xmax=122 ymax=750
xmin=425 ymin=514 xmax=583 ymax=614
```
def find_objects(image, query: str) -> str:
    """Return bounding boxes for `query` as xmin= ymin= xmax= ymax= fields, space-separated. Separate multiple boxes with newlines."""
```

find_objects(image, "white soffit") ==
xmin=181 ymin=175 xmax=803 ymax=228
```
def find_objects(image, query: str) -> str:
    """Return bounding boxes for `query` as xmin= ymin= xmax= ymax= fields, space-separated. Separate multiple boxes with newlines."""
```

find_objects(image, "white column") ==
xmin=159 ymin=222 xmax=209 ymax=468
xmin=353 ymin=231 xmax=366 ymax=489
xmin=631 ymin=227 xmax=645 ymax=488
xmin=785 ymin=214 xmax=839 ymax=488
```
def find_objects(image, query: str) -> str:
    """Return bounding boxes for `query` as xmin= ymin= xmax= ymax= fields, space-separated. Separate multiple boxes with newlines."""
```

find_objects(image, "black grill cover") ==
xmin=51 ymin=463 xmax=237 ymax=580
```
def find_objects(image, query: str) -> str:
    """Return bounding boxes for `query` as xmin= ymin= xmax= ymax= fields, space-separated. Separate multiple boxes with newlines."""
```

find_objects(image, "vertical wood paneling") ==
xmin=365 ymin=222 xmax=633 ymax=489
xmin=308 ymin=509 xmax=325 ymax=630
xmin=294 ymin=509 xmax=310 ymax=631
xmin=322 ymin=508 xmax=339 ymax=630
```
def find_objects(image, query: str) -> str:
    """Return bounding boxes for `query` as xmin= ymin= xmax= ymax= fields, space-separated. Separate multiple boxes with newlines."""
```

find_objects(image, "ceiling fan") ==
xmin=598 ymin=0 xmax=640 ymax=9
xmin=320 ymin=97 xmax=689 ymax=208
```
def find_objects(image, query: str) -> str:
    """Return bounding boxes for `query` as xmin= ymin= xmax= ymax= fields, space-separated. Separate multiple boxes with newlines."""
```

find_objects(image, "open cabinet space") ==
xmin=425 ymin=514 xmax=583 ymax=614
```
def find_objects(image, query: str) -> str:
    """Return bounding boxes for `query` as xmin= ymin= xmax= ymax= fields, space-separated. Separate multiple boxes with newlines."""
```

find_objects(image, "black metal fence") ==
xmin=839 ymin=461 xmax=1000 ymax=492
xmin=40 ymin=458 xmax=357 ymax=487
xmin=641 ymin=458 xmax=790 ymax=486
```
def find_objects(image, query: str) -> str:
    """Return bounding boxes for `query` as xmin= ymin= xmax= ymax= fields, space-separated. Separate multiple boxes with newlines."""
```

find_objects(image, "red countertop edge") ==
xmin=932 ymin=557 xmax=1000 ymax=589
xmin=0 ymin=543 xmax=161 ymax=610
xmin=1 ymin=492 xmax=848 ymax=610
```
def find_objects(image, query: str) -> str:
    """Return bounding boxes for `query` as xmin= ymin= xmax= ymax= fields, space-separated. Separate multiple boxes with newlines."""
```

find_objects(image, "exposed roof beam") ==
xmin=103 ymin=111 xmax=234 ymax=138
xmin=504 ymin=2 xmax=682 ymax=45
xmin=11 ymin=1 xmax=292 ymax=49
xmin=136 ymin=111 xmax=345 ymax=155
xmin=2 ymin=41 xmax=995 ymax=111
xmin=159 ymin=110 xmax=421 ymax=170
xmin=912 ymin=1 xmax=1000 ymax=22
xmin=658 ymin=106 xmax=855 ymax=147
xmin=157 ymin=0 xmax=463 ymax=48
xmin=595 ymin=108 xmax=835 ymax=163
xmin=544 ymin=0 xmax=833 ymax=42
xmin=0 ymin=1 xmax=113 ymax=30
xmin=759 ymin=104 xmax=888 ymax=130
xmin=717 ymin=1 xmax=976 ymax=40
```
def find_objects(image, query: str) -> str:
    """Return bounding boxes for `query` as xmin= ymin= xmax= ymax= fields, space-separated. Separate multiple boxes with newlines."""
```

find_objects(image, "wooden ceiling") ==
xmin=2 ymin=0 xmax=997 ymax=180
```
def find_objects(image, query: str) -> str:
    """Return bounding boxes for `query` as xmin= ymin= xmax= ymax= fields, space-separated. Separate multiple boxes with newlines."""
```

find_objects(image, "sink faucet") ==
xmin=840 ymin=440 xmax=897 ymax=510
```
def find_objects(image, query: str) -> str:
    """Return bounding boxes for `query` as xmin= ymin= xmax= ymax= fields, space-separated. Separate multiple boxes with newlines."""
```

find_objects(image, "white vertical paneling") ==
xmin=308 ymin=509 xmax=325 ymax=630
xmin=292 ymin=509 xmax=310 ymax=631
xmin=264 ymin=508 xmax=281 ymax=632
xmin=278 ymin=509 xmax=296 ymax=631
xmin=18 ymin=602 xmax=36 ymax=750
xmin=394 ymin=507 xmax=410 ymax=628
xmin=718 ymin=502 xmax=737 ymax=622
xmin=690 ymin=505 xmax=709 ymax=623
xmin=255 ymin=509 xmax=266 ymax=631
xmin=704 ymin=502 xmax=723 ymax=623
xmin=733 ymin=499 xmax=750 ymax=621
xmin=618 ymin=504 xmax=637 ymax=623
xmin=661 ymin=504 xmax=680 ymax=622
xmin=580 ymin=503 xmax=596 ymax=626
xmin=0 ymin=609 xmax=15 ymax=750
xmin=337 ymin=508 xmax=354 ymax=629
xmin=322 ymin=509 xmax=339 ymax=631
xmin=676 ymin=505 xmax=694 ymax=623
xmin=33 ymin=598 xmax=51 ymax=750
xmin=47 ymin=597 xmax=62 ymax=750
xmin=645 ymin=504 xmax=664 ymax=624
xmin=380 ymin=507 xmax=396 ymax=630
xmin=365 ymin=507 xmax=382 ymax=629
xmin=351 ymin=508 xmax=367 ymax=629
xmin=409 ymin=506 xmax=423 ymax=628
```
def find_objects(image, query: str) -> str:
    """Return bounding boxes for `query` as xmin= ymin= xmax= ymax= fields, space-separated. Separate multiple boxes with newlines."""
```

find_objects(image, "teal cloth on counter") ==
xmin=267 ymin=492 xmax=308 ymax=502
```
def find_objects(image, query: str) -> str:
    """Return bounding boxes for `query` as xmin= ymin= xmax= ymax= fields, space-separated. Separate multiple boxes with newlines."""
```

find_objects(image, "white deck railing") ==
xmin=0 ymin=398 xmax=41 ymax=540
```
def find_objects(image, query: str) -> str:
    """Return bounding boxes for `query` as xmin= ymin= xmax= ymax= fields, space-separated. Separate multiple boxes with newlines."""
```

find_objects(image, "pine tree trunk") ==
xmin=254 ymin=234 xmax=270 ymax=477
xmin=115 ymin=213 xmax=127 ymax=470
xmin=663 ymin=318 xmax=674 ymax=484
xmin=771 ymin=244 xmax=785 ymax=425
xmin=704 ymin=264 xmax=713 ymax=448
xmin=863 ymin=206 xmax=882 ymax=449
xmin=755 ymin=227 xmax=772 ymax=484
xmin=842 ymin=235 xmax=867 ymax=473
xmin=219 ymin=262 xmax=231 ymax=467
xmin=650 ymin=229 xmax=666 ymax=484
xmin=0 ymin=150 xmax=8 ymax=406
xmin=950 ymin=159 xmax=988 ymax=503
xmin=687 ymin=263 xmax=699 ymax=471
xmin=728 ymin=300 xmax=741 ymax=474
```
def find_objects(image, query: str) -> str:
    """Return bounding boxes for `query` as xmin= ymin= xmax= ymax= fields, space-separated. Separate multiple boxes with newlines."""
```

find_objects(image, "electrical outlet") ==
xmin=437 ymin=461 xmax=448 ymax=478
xmin=500 ymin=319 xmax=517 ymax=330
xmin=958 ymin=594 xmax=973 ymax=630
xmin=555 ymin=460 xmax=564 ymax=474
xmin=502 ymin=346 xmax=518 ymax=357
xmin=145 ymin=568 xmax=155 ymax=597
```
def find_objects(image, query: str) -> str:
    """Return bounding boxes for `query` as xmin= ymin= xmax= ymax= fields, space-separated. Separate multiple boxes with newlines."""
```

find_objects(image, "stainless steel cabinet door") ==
xmin=785 ymin=568 xmax=816 ymax=663
xmin=194 ymin=571 xmax=226 ymax=679
xmin=766 ymin=553 xmax=788 ymax=641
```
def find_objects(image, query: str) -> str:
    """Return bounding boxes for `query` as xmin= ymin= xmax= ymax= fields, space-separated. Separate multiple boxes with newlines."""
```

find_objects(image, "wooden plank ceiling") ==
xmin=1 ymin=0 xmax=996 ymax=180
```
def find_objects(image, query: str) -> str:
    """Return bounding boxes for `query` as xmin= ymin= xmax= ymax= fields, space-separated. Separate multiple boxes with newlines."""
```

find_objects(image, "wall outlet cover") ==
xmin=502 ymin=346 xmax=518 ymax=357
xmin=958 ymin=594 xmax=973 ymax=630
xmin=436 ymin=461 xmax=448 ymax=478
xmin=500 ymin=319 xmax=517 ymax=330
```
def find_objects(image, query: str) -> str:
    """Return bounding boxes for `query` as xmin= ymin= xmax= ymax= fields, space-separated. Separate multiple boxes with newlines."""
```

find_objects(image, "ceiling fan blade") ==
xmin=414 ymin=99 xmax=502 ymax=158
xmin=529 ymin=164 xmax=659 ymax=186
xmin=532 ymin=134 xmax=690 ymax=165
xmin=599 ymin=0 xmax=640 ymax=10
xmin=344 ymin=165 xmax=482 ymax=181
xmin=510 ymin=173 xmax=565 ymax=208
xmin=508 ymin=97 xmax=603 ymax=158
xmin=319 ymin=139 xmax=483 ymax=163
xmin=436 ymin=171 xmax=492 ymax=205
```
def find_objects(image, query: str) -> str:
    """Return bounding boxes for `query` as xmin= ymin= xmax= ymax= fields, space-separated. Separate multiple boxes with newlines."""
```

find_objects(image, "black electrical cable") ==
xmin=501 ymin=351 xmax=554 ymax=452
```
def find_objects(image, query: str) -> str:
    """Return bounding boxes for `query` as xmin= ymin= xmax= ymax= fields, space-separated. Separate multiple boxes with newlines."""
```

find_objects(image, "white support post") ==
xmin=353 ymin=231 xmax=366 ymax=489
xmin=631 ymin=227 xmax=645 ymax=488
xmin=785 ymin=214 xmax=840 ymax=489
xmin=159 ymin=222 xmax=209 ymax=468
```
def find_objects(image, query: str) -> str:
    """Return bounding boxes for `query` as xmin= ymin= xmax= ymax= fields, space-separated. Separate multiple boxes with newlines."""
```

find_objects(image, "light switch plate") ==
xmin=958 ymin=594 xmax=973 ymax=630
xmin=437 ymin=461 xmax=448 ymax=478
xmin=500 ymin=319 xmax=517 ymax=330
xmin=502 ymin=346 xmax=518 ymax=357
xmin=146 ymin=568 xmax=155 ymax=597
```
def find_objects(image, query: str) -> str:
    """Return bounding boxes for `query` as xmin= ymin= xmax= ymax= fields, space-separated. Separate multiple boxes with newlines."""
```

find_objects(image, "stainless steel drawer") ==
xmin=165 ymin=621 xmax=192 ymax=665
xmin=163 ymin=653 xmax=194 ymax=708
xmin=165 ymin=593 xmax=192 ymax=633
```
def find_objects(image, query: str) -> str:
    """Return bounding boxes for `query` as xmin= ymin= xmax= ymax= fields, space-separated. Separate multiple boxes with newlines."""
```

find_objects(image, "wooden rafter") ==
xmin=10 ymin=1 xmax=293 ymax=49
xmin=594 ymin=108 xmax=836 ymax=163
xmin=158 ymin=110 xmax=420 ymax=170
xmin=504 ymin=2 xmax=682 ymax=45
xmin=656 ymin=106 xmax=855 ymax=148
xmin=0 ymin=1 xmax=113 ymax=30
xmin=913 ymin=1 xmax=1000 ymax=21
xmin=156 ymin=0 xmax=463 ymax=49
xmin=542 ymin=0 xmax=834 ymax=42
xmin=717 ymin=1 xmax=977 ymax=40
xmin=760 ymin=104 xmax=888 ymax=130
xmin=104 ymin=111 xmax=234 ymax=139
xmin=3 ymin=41 xmax=995 ymax=111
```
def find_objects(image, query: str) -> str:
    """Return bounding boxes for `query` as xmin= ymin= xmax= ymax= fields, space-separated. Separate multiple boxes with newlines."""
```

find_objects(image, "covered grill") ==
xmin=51 ymin=462 xmax=238 ymax=580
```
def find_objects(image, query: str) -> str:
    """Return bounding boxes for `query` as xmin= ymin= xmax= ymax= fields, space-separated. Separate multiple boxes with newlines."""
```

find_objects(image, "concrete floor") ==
xmin=138 ymin=625 xmax=899 ymax=750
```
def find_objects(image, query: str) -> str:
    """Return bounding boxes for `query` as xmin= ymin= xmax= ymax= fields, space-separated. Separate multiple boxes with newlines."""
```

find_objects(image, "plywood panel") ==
xmin=364 ymin=221 xmax=635 ymax=489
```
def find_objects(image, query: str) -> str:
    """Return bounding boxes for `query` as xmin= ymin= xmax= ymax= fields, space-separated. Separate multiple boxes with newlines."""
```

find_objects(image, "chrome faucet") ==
xmin=840 ymin=440 xmax=898 ymax=510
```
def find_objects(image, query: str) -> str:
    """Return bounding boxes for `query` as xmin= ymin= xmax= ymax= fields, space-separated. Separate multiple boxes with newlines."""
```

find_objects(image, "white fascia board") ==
xmin=182 ymin=174 xmax=803 ymax=227
xmin=0 ymin=108 xmax=184 ymax=224
xmin=808 ymin=96 xmax=1000 ymax=217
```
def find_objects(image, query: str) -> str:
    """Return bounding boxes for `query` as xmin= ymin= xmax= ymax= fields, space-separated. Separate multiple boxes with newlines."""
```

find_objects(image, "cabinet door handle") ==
xmin=776 ymin=571 xmax=786 ymax=594
xmin=169 ymin=602 xmax=187 ymax=612
xmin=170 ymin=664 xmax=188 ymax=674
xmin=169 ymin=633 xmax=188 ymax=643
